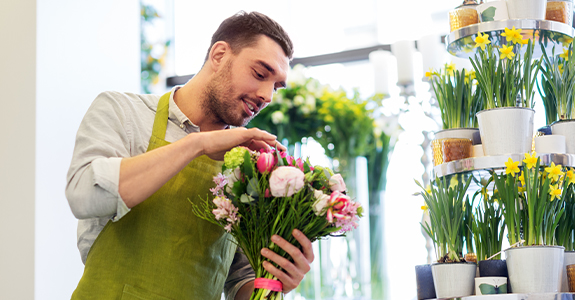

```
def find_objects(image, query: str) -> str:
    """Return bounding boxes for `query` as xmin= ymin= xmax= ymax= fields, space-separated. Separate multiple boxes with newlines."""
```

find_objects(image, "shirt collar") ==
xmin=168 ymin=86 xmax=200 ymax=132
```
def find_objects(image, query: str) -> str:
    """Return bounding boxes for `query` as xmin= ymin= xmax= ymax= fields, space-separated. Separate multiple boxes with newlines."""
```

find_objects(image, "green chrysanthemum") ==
xmin=224 ymin=147 xmax=248 ymax=169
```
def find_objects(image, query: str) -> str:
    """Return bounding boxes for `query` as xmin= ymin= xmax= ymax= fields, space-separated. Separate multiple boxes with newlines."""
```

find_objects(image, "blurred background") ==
xmin=0 ymin=1 xmax=549 ymax=300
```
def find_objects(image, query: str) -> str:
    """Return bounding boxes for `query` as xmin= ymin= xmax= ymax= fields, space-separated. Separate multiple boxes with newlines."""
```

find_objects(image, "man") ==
xmin=66 ymin=11 xmax=313 ymax=300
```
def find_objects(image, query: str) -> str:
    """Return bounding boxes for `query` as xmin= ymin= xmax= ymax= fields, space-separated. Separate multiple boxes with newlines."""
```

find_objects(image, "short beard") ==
xmin=203 ymin=59 xmax=254 ymax=127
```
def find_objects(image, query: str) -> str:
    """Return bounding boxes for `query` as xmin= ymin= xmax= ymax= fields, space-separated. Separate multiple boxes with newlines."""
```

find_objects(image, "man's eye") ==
xmin=255 ymin=72 xmax=264 ymax=79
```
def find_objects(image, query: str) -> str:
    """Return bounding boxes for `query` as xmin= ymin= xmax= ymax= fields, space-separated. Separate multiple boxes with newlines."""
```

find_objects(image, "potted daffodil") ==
xmin=417 ymin=176 xmax=475 ymax=298
xmin=470 ymin=27 xmax=540 ymax=156
xmin=491 ymin=152 xmax=573 ymax=293
xmin=539 ymin=42 xmax=575 ymax=154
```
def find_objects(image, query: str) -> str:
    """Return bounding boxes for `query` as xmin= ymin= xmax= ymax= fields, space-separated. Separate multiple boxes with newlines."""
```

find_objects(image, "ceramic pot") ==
xmin=476 ymin=107 xmax=534 ymax=156
xmin=507 ymin=0 xmax=547 ymax=19
xmin=505 ymin=245 xmax=564 ymax=293
xmin=415 ymin=264 xmax=436 ymax=300
xmin=431 ymin=262 xmax=476 ymax=298
xmin=551 ymin=119 xmax=575 ymax=154
xmin=534 ymin=135 xmax=566 ymax=153
xmin=562 ymin=251 xmax=575 ymax=292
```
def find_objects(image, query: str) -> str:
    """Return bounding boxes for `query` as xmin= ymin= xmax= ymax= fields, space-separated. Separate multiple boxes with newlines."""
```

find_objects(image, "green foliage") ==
xmin=470 ymin=39 xmax=539 ymax=109
xmin=430 ymin=67 xmax=482 ymax=129
xmin=556 ymin=183 xmax=575 ymax=250
xmin=539 ymin=44 xmax=575 ymax=121
xmin=417 ymin=176 xmax=472 ymax=262
xmin=471 ymin=181 xmax=505 ymax=260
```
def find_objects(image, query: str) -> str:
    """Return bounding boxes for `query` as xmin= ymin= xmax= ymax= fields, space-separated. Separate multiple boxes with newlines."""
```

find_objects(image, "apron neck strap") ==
xmin=152 ymin=92 xmax=172 ymax=140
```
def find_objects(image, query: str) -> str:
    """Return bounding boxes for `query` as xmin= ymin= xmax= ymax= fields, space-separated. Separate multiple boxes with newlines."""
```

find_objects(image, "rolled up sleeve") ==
xmin=66 ymin=92 xmax=133 ymax=221
xmin=224 ymin=250 xmax=256 ymax=300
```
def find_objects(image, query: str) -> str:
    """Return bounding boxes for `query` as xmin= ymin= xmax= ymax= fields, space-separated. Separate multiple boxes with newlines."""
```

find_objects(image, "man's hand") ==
xmin=199 ymin=127 xmax=286 ymax=161
xmin=260 ymin=229 xmax=314 ymax=294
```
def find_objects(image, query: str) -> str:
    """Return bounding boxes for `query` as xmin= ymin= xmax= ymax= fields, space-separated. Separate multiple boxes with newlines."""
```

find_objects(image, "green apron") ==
xmin=72 ymin=92 xmax=236 ymax=300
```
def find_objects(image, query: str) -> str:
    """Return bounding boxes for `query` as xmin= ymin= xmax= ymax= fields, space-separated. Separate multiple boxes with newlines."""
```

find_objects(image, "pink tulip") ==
xmin=326 ymin=191 xmax=352 ymax=223
xmin=257 ymin=152 xmax=276 ymax=173
xmin=295 ymin=158 xmax=304 ymax=172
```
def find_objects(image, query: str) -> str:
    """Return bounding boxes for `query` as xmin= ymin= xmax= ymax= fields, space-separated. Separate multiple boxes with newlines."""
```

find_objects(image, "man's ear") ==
xmin=208 ymin=41 xmax=230 ymax=72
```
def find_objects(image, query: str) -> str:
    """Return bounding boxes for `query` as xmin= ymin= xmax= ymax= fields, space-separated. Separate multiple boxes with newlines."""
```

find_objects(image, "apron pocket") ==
xmin=121 ymin=284 xmax=173 ymax=300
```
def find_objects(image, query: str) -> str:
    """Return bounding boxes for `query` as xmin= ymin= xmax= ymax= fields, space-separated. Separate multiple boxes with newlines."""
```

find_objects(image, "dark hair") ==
xmin=205 ymin=11 xmax=294 ymax=62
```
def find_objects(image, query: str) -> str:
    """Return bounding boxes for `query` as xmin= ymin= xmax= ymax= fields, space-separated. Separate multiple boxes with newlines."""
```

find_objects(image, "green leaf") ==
xmin=481 ymin=7 xmax=496 ymax=22
xmin=243 ymin=150 xmax=254 ymax=178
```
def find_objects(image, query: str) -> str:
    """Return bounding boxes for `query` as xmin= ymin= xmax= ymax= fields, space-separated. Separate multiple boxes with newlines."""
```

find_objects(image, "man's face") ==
xmin=203 ymin=35 xmax=290 ymax=127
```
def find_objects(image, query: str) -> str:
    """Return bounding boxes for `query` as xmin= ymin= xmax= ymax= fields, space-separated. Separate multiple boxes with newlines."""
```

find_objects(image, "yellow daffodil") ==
xmin=499 ymin=45 xmax=515 ymax=60
xmin=421 ymin=204 xmax=429 ymax=211
xmin=520 ymin=38 xmax=529 ymax=46
xmin=505 ymin=158 xmax=520 ymax=176
xmin=560 ymin=36 xmax=574 ymax=46
xmin=445 ymin=62 xmax=456 ymax=76
xmin=464 ymin=70 xmax=476 ymax=84
xmin=560 ymin=48 xmax=570 ymax=61
xmin=501 ymin=27 xmax=517 ymax=42
xmin=425 ymin=68 xmax=435 ymax=79
xmin=566 ymin=170 xmax=574 ymax=185
xmin=474 ymin=33 xmax=491 ymax=51
xmin=425 ymin=184 xmax=432 ymax=195
xmin=559 ymin=64 xmax=564 ymax=75
xmin=523 ymin=151 xmax=538 ymax=169
xmin=549 ymin=184 xmax=562 ymax=201
xmin=518 ymin=186 xmax=526 ymax=193
xmin=545 ymin=162 xmax=564 ymax=182
xmin=519 ymin=171 xmax=526 ymax=186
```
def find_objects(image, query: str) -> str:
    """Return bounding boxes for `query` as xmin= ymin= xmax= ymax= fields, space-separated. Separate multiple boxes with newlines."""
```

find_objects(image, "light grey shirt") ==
xmin=65 ymin=86 xmax=254 ymax=300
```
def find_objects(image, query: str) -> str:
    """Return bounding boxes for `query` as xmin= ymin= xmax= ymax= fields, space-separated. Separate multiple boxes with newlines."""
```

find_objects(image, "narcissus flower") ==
xmin=445 ymin=62 xmax=456 ymax=76
xmin=545 ymin=162 xmax=564 ymax=182
xmin=523 ymin=151 xmax=538 ymax=169
xmin=505 ymin=158 xmax=520 ymax=176
xmin=519 ymin=171 xmax=526 ymax=186
xmin=566 ymin=170 xmax=574 ymax=185
xmin=499 ymin=45 xmax=515 ymax=60
xmin=560 ymin=48 xmax=570 ymax=61
xmin=549 ymin=184 xmax=562 ymax=201
xmin=474 ymin=33 xmax=491 ymax=50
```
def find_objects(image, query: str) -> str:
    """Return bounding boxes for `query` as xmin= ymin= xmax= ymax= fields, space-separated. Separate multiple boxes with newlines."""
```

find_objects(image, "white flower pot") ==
xmin=477 ymin=1 xmax=510 ymax=22
xmin=431 ymin=262 xmax=476 ymax=298
xmin=476 ymin=107 xmax=534 ymax=156
xmin=551 ymin=119 xmax=575 ymax=154
xmin=562 ymin=251 xmax=575 ymax=292
xmin=505 ymin=245 xmax=564 ymax=293
xmin=435 ymin=128 xmax=481 ymax=145
xmin=507 ymin=0 xmax=547 ymax=19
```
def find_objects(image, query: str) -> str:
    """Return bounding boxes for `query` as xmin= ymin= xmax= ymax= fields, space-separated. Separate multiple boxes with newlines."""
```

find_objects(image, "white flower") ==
xmin=271 ymin=111 xmax=285 ymax=124
xmin=312 ymin=189 xmax=330 ymax=216
xmin=269 ymin=166 xmax=305 ymax=197
xmin=224 ymin=167 xmax=241 ymax=193
xmin=293 ymin=95 xmax=305 ymax=106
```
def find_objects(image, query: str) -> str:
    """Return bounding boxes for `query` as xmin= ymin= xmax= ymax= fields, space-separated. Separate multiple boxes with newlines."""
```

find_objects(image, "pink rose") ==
xmin=269 ymin=166 xmax=305 ymax=197
xmin=257 ymin=152 xmax=276 ymax=173
xmin=329 ymin=174 xmax=347 ymax=192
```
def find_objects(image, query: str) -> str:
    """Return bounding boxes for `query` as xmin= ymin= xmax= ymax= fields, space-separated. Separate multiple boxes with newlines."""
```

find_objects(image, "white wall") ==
xmin=0 ymin=1 xmax=37 ymax=299
xmin=1 ymin=1 xmax=140 ymax=299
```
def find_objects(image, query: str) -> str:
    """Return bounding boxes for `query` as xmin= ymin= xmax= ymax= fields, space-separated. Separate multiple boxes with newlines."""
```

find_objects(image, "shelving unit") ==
xmin=445 ymin=19 xmax=575 ymax=59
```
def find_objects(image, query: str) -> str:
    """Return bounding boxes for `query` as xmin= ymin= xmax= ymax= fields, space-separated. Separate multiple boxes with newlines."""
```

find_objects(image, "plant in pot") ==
xmin=539 ymin=44 xmax=575 ymax=154
xmin=429 ymin=65 xmax=482 ymax=165
xmin=555 ymin=171 xmax=575 ymax=291
xmin=417 ymin=175 xmax=475 ymax=298
xmin=470 ymin=28 xmax=541 ymax=156
xmin=471 ymin=181 xmax=507 ymax=278
xmin=492 ymin=153 xmax=570 ymax=293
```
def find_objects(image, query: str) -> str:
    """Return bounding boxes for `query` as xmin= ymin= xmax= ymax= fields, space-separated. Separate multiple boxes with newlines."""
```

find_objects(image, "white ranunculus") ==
xmin=225 ymin=167 xmax=241 ymax=193
xmin=293 ymin=95 xmax=305 ymax=106
xmin=271 ymin=111 xmax=285 ymax=124
xmin=312 ymin=189 xmax=330 ymax=216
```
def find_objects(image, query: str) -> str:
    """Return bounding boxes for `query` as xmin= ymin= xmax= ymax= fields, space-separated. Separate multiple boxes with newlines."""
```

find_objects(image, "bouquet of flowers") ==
xmin=191 ymin=146 xmax=362 ymax=300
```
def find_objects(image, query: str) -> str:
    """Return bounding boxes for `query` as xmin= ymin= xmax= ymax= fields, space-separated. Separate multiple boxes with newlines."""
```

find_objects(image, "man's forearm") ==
xmin=119 ymin=133 xmax=202 ymax=208
xmin=234 ymin=280 xmax=254 ymax=300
